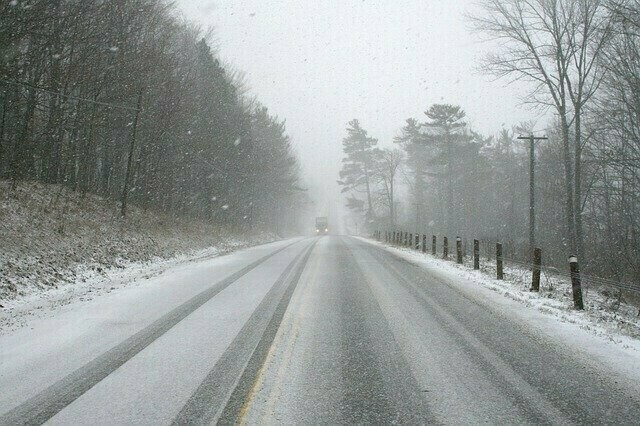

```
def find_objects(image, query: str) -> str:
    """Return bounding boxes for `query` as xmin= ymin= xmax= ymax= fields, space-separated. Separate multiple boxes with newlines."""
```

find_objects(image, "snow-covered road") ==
xmin=1 ymin=236 xmax=639 ymax=424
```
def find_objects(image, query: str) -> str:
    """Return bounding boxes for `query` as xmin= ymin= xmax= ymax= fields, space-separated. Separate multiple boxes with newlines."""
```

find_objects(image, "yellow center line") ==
xmin=237 ymin=245 xmax=319 ymax=424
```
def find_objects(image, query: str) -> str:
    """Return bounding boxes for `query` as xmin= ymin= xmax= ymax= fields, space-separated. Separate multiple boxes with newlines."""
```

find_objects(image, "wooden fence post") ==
xmin=473 ymin=239 xmax=480 ymax=270
xmin=568 ymin=256 xmax=584 ymax=310
xmin=456 ymin=237 xmax=463 ymax=264
xmin=409 ymin=233 xmax=413 ymax=248
xmin=415 ymin=234 xmax=419 ymax=250
xmin=443 ymin=237 xmax=449 ymax=259
xmin=432 ymin=235 xmax=436 ymax=254
xmin=496 ymin=243 xmax=503 ymax=279
xmin=422 ymin=234 xmax=427 ymax=253
xmin=531 ymin=248 xmax=541 ymax=291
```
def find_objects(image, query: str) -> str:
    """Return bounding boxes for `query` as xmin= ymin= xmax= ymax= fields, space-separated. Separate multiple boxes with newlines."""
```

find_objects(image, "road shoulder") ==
xmin=356 ymin=237 xmax=640 ymax=390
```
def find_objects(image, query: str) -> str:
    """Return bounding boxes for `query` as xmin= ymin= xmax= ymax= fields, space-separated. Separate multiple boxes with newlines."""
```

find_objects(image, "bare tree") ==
xmin=0 ymin=0 xmax=304 ymax=234
xmin=471 ymin=0 xmax=614 ymax=262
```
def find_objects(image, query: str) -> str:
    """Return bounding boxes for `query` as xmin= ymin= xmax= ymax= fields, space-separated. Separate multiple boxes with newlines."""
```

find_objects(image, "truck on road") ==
xmin=315 ymin=217 xmax=328 ymax=235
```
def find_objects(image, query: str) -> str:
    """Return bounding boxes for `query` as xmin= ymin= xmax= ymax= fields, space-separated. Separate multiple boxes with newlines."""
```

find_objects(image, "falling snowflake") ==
xmin=233 ymin=138 xmax=241 ymax=146
xmin=221 ymin=204 xmax=229 ymax=210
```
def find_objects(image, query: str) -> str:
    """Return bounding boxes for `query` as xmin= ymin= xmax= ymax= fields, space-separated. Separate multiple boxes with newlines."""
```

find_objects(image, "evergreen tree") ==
xmin=337 ymin=119 xmax=380 ymax=224
xmin=394 ymin=118 xmax=429 ymax=230
xmin=422 ymin=104 xmax=472 ymax=234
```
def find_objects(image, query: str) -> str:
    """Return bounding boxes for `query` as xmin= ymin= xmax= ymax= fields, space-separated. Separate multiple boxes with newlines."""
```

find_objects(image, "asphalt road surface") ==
xmin=1 ymin=236 xmax=639 ymax=425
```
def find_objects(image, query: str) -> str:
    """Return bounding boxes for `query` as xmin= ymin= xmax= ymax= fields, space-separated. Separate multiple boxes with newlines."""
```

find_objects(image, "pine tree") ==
xmin=337 ymin=119 xmax=380 ymax=223
xmin=395 ymin=118 xmax=429 ymax=230
xmin=422 ymin=104 xmax=472 ymax=234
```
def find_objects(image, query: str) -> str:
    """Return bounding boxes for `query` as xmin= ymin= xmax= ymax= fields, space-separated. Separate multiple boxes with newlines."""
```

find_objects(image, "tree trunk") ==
xmin=560 ymin=109 xmax=577 ymax=255
xmin=574 ymin=107 xmax=584 ymax=263
xmin=0 ymin=89 xmax=6 ymax=178
xmin=389 ymin=173 xmax=395 ymax=227
xmin=121 ymin=89 xmax=143 ymax=217
xmin=364 ymin=167 xmax=373 ymax=221
xmin=42 ymin=0 xmax=63 ymax=183
xmin=445 ymin=130 xmax=453 ymax=234
xmin=12 ymin=84 xmax=38 ymax=184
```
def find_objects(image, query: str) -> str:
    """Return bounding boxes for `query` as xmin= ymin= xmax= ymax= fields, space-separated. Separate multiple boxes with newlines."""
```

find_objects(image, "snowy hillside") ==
xmin=0 ymin=181 xmax=276 ymax=304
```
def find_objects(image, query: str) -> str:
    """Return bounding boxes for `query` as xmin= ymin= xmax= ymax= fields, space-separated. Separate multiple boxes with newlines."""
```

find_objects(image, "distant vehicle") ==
xmin=315 ymin=217 xmax=328 ymax=235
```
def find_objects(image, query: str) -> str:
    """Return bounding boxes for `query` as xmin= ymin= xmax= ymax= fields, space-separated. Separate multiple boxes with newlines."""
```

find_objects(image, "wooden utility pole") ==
xmin=121 ymin=89 xmax=144 ymax=217
xmin=517 ymin=135 xmax=548 ymax=260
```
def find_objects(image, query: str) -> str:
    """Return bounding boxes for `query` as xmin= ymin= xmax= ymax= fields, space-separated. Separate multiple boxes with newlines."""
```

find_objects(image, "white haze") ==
xmin=177 ymin=0 xmax=539 ymax=233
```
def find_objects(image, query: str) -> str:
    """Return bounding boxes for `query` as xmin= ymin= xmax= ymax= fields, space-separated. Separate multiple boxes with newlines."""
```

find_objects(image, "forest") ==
xmin=0 ymin=0 xmax=305 ymax=234
xmin=339 ymin=0 xmax=640 ymax=284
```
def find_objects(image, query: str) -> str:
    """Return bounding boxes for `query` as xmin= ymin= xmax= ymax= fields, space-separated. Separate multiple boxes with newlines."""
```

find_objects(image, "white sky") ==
xmin=176 ymin=0 xmax=542 ymax=222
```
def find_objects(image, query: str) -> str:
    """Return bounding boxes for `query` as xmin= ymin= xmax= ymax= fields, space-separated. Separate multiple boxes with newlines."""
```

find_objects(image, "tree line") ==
xmin=339 ymin=0 xmax=640 ymax=282
xmin=0 ymin=0 xmax=304 ymax=233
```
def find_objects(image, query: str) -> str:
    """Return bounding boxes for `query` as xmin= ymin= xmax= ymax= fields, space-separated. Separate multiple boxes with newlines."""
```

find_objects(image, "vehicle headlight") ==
xmin=325 ymin=228 xmax=328 ymax=232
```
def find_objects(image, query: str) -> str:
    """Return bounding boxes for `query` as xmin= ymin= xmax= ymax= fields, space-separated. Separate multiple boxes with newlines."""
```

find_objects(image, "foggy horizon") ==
xmin=177 ymin=0 xmax=543 ymax=227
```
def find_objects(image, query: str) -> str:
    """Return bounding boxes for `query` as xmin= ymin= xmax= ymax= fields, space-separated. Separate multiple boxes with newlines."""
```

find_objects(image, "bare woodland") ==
xmin=0 ymin=0 xmax=305 ymax=234
xmin=340 ymin=0 xmax=640 ymax=283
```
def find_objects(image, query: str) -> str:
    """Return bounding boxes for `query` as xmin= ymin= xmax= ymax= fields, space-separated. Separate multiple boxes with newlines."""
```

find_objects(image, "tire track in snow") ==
xmin=0 ymin=239 xmax=303 ymax=426
xmin=173 ymin=238 xmax=318 ymax=425
xmin=358 ymin=240 xmax=575 ymax=424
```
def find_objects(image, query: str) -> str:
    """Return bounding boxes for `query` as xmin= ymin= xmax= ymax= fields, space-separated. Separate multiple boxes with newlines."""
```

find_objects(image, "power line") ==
xmin=0 ymin=79 xmax=139 ymax=112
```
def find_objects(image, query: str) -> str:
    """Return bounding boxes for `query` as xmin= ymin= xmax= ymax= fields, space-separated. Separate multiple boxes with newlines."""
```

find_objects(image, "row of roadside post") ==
xmin=374 ymin=230 xmax=584 ymax=310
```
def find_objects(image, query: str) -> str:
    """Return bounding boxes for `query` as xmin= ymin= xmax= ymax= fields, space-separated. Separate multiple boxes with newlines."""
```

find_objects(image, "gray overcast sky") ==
xmin=176 ymin=0 xmax=541 ymax=221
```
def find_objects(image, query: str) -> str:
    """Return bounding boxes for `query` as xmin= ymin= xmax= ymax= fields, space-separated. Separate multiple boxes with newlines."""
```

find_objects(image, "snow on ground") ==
xmin=0 ymin=181 xmax=278 ymax=331
xmin=0 ymin=240 xmax=269 ymax=334
xmin=360 ymin=238 xmax=640 ymax=349
xmin=0 ymin=238 xmax=302 ymax=416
